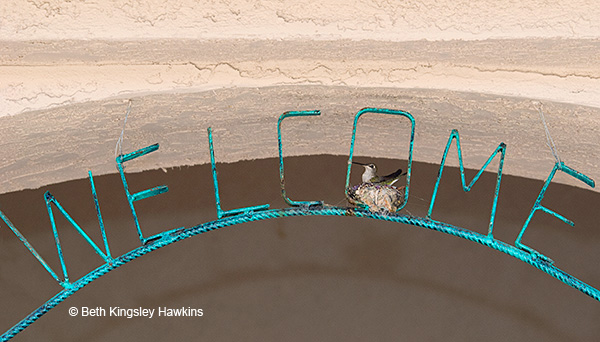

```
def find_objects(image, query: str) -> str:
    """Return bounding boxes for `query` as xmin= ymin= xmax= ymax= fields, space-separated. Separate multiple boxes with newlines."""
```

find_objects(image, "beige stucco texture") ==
xmin=1 ymin=1 xmax=599 ymax=194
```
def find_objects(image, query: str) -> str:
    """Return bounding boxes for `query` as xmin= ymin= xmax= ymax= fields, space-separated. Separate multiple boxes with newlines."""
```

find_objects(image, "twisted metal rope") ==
xmin=2 ymin=206 xmax=598 ymax=341
xmin=2 ymin=106 xmax=598 ymax=340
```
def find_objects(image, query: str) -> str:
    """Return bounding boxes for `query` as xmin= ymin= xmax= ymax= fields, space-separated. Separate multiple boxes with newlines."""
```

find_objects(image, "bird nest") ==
xmin=346 ymin=183 xmax=405 ymax=213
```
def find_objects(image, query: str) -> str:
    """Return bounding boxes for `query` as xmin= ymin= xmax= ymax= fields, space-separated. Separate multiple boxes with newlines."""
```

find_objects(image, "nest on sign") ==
xmin=347 ymin=183 xmax=405 ymax=213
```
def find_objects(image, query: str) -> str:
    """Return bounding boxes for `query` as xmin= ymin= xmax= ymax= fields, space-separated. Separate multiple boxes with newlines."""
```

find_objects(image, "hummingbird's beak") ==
xmin=352 ymin=161 xmax=366 ymax=166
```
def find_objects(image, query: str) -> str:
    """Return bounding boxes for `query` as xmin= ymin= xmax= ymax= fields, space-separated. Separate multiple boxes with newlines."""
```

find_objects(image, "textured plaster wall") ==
xmin=0 ymin=1 xmax=599 ymax=194
xmin=3 ymin=0 xmax=599 ymax=41
xmin=2 ymin=0 xmax=600 ymax=117
xmin=2 ymin=39 xmax=600 ymax=117
xmin=1 ymin=3 xmax=600 ymax=340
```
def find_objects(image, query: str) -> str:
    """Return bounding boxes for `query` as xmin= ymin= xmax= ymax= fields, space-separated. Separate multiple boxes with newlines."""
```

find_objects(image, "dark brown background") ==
xmin=1 ymin=156 xmax=599 ymax=341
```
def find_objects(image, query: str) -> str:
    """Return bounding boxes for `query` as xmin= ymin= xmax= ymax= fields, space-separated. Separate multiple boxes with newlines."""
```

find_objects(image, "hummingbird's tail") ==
xmin=382 ymin=168 xmax=404 ymax=181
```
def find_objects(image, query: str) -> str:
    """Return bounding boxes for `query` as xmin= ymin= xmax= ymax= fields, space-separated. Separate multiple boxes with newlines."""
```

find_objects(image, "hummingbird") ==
xmin=352 ymin=162 xmax=405 ymax=185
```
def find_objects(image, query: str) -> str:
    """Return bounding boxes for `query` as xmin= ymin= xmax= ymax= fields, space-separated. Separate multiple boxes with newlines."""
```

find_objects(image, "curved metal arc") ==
xmin=345 ymin=108 xmax=416 ymax=211
xmin=2 ymin=107 xmax=598 ymax=341
xmin=3 ymin=206 xmax=599 ymax=341
xmin=277 ymin=110 xmax=323 ymax=207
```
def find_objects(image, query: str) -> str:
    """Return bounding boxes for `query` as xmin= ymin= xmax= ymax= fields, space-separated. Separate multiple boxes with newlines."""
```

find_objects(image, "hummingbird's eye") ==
xmin=369 ymin=164 xmax=375 ymax=168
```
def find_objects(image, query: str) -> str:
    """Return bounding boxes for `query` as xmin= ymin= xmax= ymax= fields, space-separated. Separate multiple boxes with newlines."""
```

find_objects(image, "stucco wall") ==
xmin=1 ymin=1 xmax=599 ymax=194
xmin=2 ymin=0 xmax=599 ymax=41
